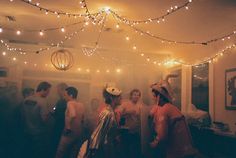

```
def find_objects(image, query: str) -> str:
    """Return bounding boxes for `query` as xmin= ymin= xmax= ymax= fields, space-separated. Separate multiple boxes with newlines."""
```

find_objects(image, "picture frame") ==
xmin=225 ymin=68 xmax=236 ymax=110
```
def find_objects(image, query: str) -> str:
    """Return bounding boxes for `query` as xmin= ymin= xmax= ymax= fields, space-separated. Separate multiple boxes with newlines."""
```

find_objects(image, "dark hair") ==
xmin=22 ymin=88 xmax=34 ymax=98
xmin=152 ymin=87 xmax=170 ymax=104
xmin=103 ymin=89 xmax=119 ymax=105
xmin=130 ymin=89 xmax=141 ymax=99
xmin=36 ymin=82 xmax=51 ymax=92
xmin=65 ymin=87 xmax=78 ymax=99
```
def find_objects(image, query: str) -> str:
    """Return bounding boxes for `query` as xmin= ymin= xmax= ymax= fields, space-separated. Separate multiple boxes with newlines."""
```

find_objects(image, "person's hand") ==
xmin=63 ymin=129 xmax=72 ymax=136
xmin=150 ymin=139 xmax=159 ymax=148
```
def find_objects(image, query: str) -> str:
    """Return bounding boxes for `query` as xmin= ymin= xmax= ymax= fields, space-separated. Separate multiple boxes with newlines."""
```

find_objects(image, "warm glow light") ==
xmin=146 ymin=58 xmax=150 ymax=62
xmin=36 ymin=3 xmax=40 ymax=6
xmin=0 ymin=27 xmax=3 ymax=33
xmin=39 ymin=30 xmax=44 ymax=36
xmin=24 ymin=61 xmax=27 ymax=64
xmin=61 ymin=27 xmax=65 ymax=32
xmin=86 ymin=69 xmax=90 ymax=72
xmin=106 ymin=69 xmax=110 ymax=73
xmin=116 ymin=24 xmax=120 ymax=28
xmin=77 ymin=68 xmax=81 ymax=71
xmin=34 ymin=64 xmax=37 ymax=67
xmin=126 ymin=36 xmax=130 ymax=41
xmin=16 ymin=30 xmax=21 ymax=35
xmin=2 ymin=52 xmax=6 ymax=56
xmin=103 ymin=6 xmax=111 ymax=14
xmin=133 ymin=46 xmax=137 ymax=50
xmin=116 ymin=68 xmax=121 ymax=73
xmin=141 ymin=53 xmax=144 ymax=56
xmin=85 ymin=21 xmax=89 ymax=26
xmin=96 ymin=70 xmax=100 ymax=73
xmin=13 ymin=57 xmax=16 ymax=61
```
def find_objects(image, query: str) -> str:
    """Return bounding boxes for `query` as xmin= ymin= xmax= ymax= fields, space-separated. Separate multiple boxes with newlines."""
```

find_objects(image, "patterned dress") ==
xmin=87 ymin=105 xmax=119 ymax=158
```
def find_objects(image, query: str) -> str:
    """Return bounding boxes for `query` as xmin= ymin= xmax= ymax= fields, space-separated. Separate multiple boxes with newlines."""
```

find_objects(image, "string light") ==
xmin=12 ymin=57 xmax=16 ymax=61
xmin=16 ymin=30 xmax=21 ymax=35
xmin=61 ymin=27 xmax=65 ymax=32
xmin=116 ymin=24 xmax=120 ymax=28
xmin=0 ymin=27 xmax=3 ymax=33
xmin=39 ymin=30 xmax=44 ymax=36
xmin=109 ymin=0 xmax=193 ymax=25
xmin=20 ymin=0 xmax=103 ymax=21
xmin=2 ymin=52 xmax=6 ymax=56
xmin=129 ymin=26 xmax=236 ymax=45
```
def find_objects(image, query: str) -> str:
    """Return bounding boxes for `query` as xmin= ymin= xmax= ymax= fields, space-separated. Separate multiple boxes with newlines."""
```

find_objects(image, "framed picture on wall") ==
xmin=225 ymin=68 xmax=236 ymax=110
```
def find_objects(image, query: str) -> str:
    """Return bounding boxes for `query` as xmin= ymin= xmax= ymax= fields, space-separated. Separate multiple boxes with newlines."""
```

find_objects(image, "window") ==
xmin=192 ymin=63 xmax=209 ymax=112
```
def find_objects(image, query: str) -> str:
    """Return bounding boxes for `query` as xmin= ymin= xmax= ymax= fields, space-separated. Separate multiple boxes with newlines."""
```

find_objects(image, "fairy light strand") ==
xmin=82 ymin=13 xmax=107 ymax=56
xmin=20 ymin=0 xmax=103 ymax=19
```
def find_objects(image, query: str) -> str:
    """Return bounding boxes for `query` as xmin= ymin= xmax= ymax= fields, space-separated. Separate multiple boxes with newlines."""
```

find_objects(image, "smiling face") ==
xmin=130 ymin=91 xmax=141 ymax=104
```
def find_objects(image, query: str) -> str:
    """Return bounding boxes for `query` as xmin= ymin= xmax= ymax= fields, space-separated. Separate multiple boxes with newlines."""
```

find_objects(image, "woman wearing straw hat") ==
xmin=81 ymin=86 xmax=122 ymax=158
xmin=149 ymin=77 xmax=197 ymax=158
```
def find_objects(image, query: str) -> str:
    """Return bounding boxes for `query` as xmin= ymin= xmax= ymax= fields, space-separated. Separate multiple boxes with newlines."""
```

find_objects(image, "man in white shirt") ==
xmin=55 ymin=87 xmax=85 ymax=158
xmin=22 ymin=81 xmax=51 ymax=158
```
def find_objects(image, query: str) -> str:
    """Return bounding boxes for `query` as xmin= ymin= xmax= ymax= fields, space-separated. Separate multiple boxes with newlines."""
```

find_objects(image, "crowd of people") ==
xmin=0 ymin=78 xmax=197 ymax=158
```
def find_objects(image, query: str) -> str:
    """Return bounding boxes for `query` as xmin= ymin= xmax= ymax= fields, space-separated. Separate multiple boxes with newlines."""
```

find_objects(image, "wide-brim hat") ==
xmin=150 ymin=82 xmax=172 ymax=102
xmin=106 ymin=87 xmax=122 ymax=96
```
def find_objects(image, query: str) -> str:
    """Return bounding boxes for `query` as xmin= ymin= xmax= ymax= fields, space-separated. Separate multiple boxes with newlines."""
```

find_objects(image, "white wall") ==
xmin=213 ymin=50 xmax=236 ymax=132
xmin=180 ymin=49 xmax=236 ymax=133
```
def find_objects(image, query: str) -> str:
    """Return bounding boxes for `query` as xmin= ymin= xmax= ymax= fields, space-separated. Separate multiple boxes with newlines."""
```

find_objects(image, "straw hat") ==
xmin=150 ymin=74 xmax=178 ymax=102
xmin=106 ymin=86 xmax=122 ymax=96
xmin=150 ymin=83 xmax=172 ymax=102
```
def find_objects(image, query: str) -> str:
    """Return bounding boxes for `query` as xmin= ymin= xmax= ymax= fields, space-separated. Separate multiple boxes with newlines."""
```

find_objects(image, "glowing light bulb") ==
xmin=103 ymin=7 xmax=111 ymax=14
xmin=13 ymin=57 xmax=16 ymax=61
xmin=140 ymin=53 xmax=144 ymax=56
xmin=126 ymin=36 xmax=130 ymax=41
xmin=77 ymin=68 xmax=81 ymax=71
xmin=106 ymin=69 xmax=110 ymax=73
xmin=24 ymin=61 xmax=27 ymax=64
xmin=2 ymin=52 xmax=6 ymax=56
xmin=133 ymin=46 xmax=137 ymax=50
xmin=39 ymin=30 xmax=44 ymax=36
xmin=36 ymin=3 xmax=40 ymax=6
xmin=16 ymin=30 xmax=21 ymax=35
xmin=116 ymin=24 xmax=120 ymax=28
xmin=116 ymin=68 xmax=121 ymax=73
xmin=185 ymin=6 xmax=189 ymax=10
xmin=0 ymin=27 xmax=3 ymax=33
xmin=61 ymin=27 xmax=65 ymax=32
xmin=96 ymin=70 xmax=100 ymax=73
xmin=86 ymin=69 xmax=90 ymax=72
xmin=85 ymin=21 xmax=89 ymax=25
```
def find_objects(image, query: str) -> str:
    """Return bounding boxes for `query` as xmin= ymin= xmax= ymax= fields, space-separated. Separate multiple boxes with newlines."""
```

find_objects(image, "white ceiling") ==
xmin=0 ymin=0 xmax=236 ymax=69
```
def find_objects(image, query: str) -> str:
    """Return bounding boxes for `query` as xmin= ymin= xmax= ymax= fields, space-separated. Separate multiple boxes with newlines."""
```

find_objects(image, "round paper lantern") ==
xmin=51 ymin=49 xmax=73 ymax=71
